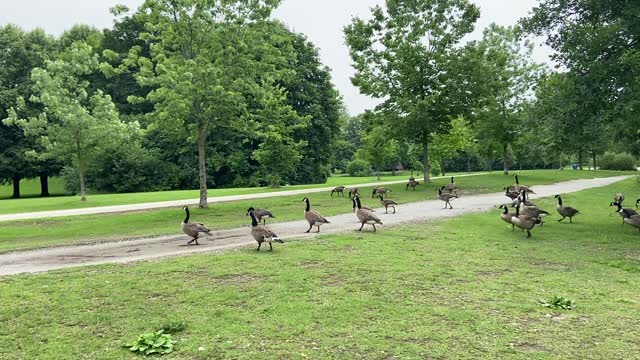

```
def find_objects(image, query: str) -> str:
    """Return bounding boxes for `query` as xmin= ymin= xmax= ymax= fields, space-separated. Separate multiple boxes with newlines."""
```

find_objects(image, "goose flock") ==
xmin=179 ymin=174 xmax=639 ymax=250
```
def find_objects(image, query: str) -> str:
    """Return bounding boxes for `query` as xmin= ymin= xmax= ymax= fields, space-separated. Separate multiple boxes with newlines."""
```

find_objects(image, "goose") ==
xmin=610 ymin=202 xmax=638 ymax=225
xmin=331 ymin=186 xmax=346 ymax=197
xmin=511 ymin=203 xmax=542 ymax=238
xmin=614 ymin=193 xmax=625 ymax=204
xmin=406 ymin=178 xmax=420 ymax=191
xmin=554 ymin=194 xmax=580 ymax=223
xmin=623 ymin=214 xmax=640 ymax=232
xmin=302 ymin=197 xmax=330 ymax=233
xmin=437 ymin=186 xmax=458 ymax=209
xmin=245 ymin=207 xmax=274 ymax=225
xmin=181 ymin=206 xmax=212 ymax=245
xmin=379 ymin=195 xmax=398 ymax=214
xmin=504 ymin=187 xmax=519 ymax=200
xmin=445 ymin=176 xmax=459 ymax=194
xmin=354 ymin=195 xmax=383 ymax=232
xmin=348 ymin=187 xmax=360 ymax=199
xmin=372 ymin=187 xmax=392 ymax=198
xmin=351 ymin=197 xmax=375 ymax=212
xmin=516 ymin=190 xmax=549 ymax=224
xmin=499 ymin=204 xmax=516 ymax=230
xmin=512 ymin=174 xmax=535 ymax=194
xmin=247 ymin=210 xmax=283 ymax=251
xmin=636 ymin=198 xmax=640 ymax=209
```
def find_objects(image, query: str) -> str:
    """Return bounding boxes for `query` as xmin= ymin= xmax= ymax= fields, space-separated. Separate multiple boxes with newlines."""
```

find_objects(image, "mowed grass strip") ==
xmin=0 ymin=170 xmax=633 ymax=253
xmin=0 ymin=179 xmax=639 ymax=359
xmin=0 ymin=172 xmax=424 ymax=215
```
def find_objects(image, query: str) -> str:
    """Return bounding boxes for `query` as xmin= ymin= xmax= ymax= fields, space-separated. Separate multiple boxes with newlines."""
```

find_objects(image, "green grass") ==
xmin=0 ymin=171 xmax=430 ymax=215
xmin=0 ymin=169 xmax=632 ymax=253
xmin=1 ymin=177 xmax=639 ymax=359
xmin=0 ymin=178 xmax=65 ymax=199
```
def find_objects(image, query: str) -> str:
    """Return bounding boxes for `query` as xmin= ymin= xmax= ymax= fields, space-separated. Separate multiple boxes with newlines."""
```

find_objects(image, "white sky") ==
xmin=0 ymin=0 xmax=552 ymax=115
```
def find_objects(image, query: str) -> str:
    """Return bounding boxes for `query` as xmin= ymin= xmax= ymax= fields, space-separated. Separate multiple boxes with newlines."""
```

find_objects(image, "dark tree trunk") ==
xmin=441 ymin=160 xmax=446 ymax=177
xmin=11 ymin=175 xmax=20 ymax=199
xmin=578 ymin=149 xmax=583 ymax=170
xmin=77 ymin=141 xmax=87 ymax=201
xmin=39 ymin=173 xmax=50 ymax=197
xmin=502 ymin=144 xmax=509 ymax=175
xmin=467 ymin=152 xmax=471 ymax=173
xmin=592 ymin=151 xmax=597 ymax=170
xmin=197 ymin=126 xmax=208 ymax=209
xmin=422 ymin=141 xmax=430 ymax=183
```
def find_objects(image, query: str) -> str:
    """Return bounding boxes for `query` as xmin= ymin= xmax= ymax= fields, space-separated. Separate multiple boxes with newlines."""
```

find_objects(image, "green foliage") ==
xmin=345 ymin=159 xmax=372 ymax=177
xmin=599 ymin=152 xmax=637 ymax=171
xmin=359 ymin=126 xmax=401 ymax=178
xmin=538 ymin=296 xmax=575 ymax=310
xmin=344 ymin=0 xmax=482 ymax=182
xmin=430 ymin=117 xmax=473 ymax=173
xmin=126 ymin=330 xmax=175 ymax=355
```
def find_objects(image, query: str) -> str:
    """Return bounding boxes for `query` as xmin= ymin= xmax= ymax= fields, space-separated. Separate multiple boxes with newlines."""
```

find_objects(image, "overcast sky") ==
xmin=1 ymin=0 xmax=552 ymax=115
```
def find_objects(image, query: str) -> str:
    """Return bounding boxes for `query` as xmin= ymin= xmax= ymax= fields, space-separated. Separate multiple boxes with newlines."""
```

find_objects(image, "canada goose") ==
xmin=610 ymin=202 xmax=638 ymax=225
xmin=445 ymin=176 xmax=459 ymax=194
xmin=379 ymin=195 xmax=398 ymax=214
xmin=437 ymin=186 xmax=458 ymax=209
xmin=511 ymin=203 xmax=542 ymax=238
xmin=614 ymin=193 xmax=625 ymax=204
xmin=247 ymin=210 xmax=283 ymax=251
xmin=351 ymin=197 xmax=375 ymax=212
xmin=499 ymin=204 xmax=516 ymax=230
xmin=348 ymin=187 xmax=360 ymax=199
xmin=245 ymin=207 xmax=274 ymax=225
xmin=623 ymin=214 xmax=640 ymax=232
xmin=354 ymin=196 xmax=383 ymax=231
xmin=181 ymin=206 xmax=212 ymax=245
xmin=331 ymin=186 xmax=346 ymax=197
xmin=372 ymin=187 xmax=392 ymax=198
xmin=554 ymin=195 xmax=580 ymax=223
xmin=516 ymin=190 xmax=549 ymax=224
xmin=302 ymin=197 xmax=330 ymax=233
xmin=512 ymin=174 xmax=535 ymax=194
xmin=406 ymin=178 xmax=420 ymax=191
xmin=504 ymin=187 xmax=519 ymax=200
xmin=636 ymin=198 xmax=640 ymax=208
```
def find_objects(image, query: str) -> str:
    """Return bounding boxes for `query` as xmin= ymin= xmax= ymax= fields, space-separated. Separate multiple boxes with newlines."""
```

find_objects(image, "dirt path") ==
xmin=0 ymin=173 xmax=485 ymax=222
xmin=0 ymin=175 xmax=629 ymax=276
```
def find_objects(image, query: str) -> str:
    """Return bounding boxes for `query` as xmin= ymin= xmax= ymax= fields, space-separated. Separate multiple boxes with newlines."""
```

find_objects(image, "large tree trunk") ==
xmin=422 ymin=141 xmax=430 ymax=183
xmin=440 ymin=159 xmax=446 ymax=177
xmin=77 ymin=142 xmax=86 ymax=201
xmin=578 ymin=149 xmax=583 ymax=170
xmin=197 ymin=127 xmax=208 ymax=209
xmin=502 ymin=144 xmax=509 ymax=175
xmin=11 ymin=175 xmax=20 ymax=199
xmin=40 ymin=173 xmax=50 ymax=197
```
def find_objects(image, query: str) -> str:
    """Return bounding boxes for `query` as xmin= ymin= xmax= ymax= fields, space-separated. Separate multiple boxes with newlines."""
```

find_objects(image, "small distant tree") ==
xmin=359 ymin=126 xmax=401 ymax=180
xmin=4 ymin=42 xmax=136 ymax=201
xmin=430 ymin=117 xmax=473 ymax=176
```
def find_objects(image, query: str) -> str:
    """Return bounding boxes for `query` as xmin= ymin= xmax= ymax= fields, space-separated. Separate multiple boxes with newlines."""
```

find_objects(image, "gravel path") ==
xmin=0 ymin=173 xmax=485 ymax=222
xmin=0 ymin=175 xmax=629 ymax=276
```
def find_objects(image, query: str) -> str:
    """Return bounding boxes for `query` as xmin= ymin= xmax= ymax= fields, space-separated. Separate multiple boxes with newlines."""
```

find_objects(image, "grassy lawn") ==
xmin=0 ymin=177 xmax=65 ymax=199
xmin=0 ymin=169 xmax=633 ymax=253
xmin=0 ymin=171 xmax=430 ymax=215
xmin=1 ymin=177 xmax=639 ymax=359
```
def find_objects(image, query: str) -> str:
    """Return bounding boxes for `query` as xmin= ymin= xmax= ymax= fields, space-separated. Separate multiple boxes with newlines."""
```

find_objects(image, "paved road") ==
xmin=0 ymin=175 xmax=629 ymax=276
xmin=0 ymin=174 xmax=485 ymax=222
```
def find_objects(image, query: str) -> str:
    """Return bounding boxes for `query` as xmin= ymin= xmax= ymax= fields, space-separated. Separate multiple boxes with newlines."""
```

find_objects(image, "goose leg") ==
xmin=269 ymin=242 xmax=273 ymax=251
xmin=262 ymin=219 xmax=266 ymax=225
xmin=392 ymin=206 xmax=396 ymax=214
xmin=372 ymin=224 xmax=377 ymax=232
xmin=359 ymin=223 xmax=364 ymax=231
xmin=385 ymin=206 xmax=388 ymax=214
xmin=511 ymin=224 xmax=515 ymax=231
xmin=257 ymin=242 xmax=262 ymax=251
xmin=569 ymin=217 xmax=573 ymax=223
xmin=558 ymin=216 xmax=565 ymax=222
xmin=316 ymin=226 xmax=321 ymax=233
xmin=305 ymin=224 xmax=313 ymax=233
xmin=526 ymin=230 xmax=531 ymax=238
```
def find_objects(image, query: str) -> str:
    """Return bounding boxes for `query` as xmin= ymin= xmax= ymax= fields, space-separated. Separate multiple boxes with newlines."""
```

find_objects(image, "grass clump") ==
xmin=538 ymin=295 xmax=575 ymax=310
xmin=126 ymin=329 xmax=176 ymax=356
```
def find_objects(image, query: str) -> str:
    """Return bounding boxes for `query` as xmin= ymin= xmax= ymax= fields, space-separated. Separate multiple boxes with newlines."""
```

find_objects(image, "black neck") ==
xmin=515 ymin=175 xmax=520 ymax=184
xmin=183 ymin=207 xmax=190 ymax=223
xmin=352 ymin=198 xmax=356 ymax=209
xmin=617 ymin=203 xmax=622 ymax=211
xmin=502 ymin=206 xmax=508 ymax=214
xmin=450 ymin=177 xmax=454 ymax=183
xmin=249 ymin=211 xmax=258 ymax=226
xmin=305 ymin=198 xmax=310 ymax=212
xmin=515 ymin=205 xmax=520 ymax=217
xmin=355 ymin=197 xmax=362 ymax=209
xmin=557 ymin=196 xmax=563 ymax=206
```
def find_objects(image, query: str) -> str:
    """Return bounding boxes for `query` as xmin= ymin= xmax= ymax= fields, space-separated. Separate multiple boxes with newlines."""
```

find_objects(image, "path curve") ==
xmin=0 ymin=174 xmax=484 ymax=222
xmin=0 ymin=175 xmax=630 ymax=276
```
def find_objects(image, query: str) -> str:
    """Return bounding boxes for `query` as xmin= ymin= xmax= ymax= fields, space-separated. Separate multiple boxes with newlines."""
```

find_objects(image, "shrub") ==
xmin=126 ymin=330 xmax=176 ymax=355
xmin=599 ymin=152 xmax=637 ymax=171
xmin=345 ymin=159 xmax=372 ymax=177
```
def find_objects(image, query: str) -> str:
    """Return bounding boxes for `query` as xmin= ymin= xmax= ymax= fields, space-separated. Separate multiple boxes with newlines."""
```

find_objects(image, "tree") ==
xmin=122 ymin=0 xmax=294 ymax=208
xmin=359 ymin=126 xmax=401 ymax=180
xmin=474 ymin=24 xmax=544 ymax=175
xmin=344 ymin=0 xmax=482 ymax=183
xmin=430 ymin=117 xmax=473 ymax=176
xmin=0 ymin=25 xmax=57 ymax=198
xmin=4 ymin=42 xmax=136 ymax=201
